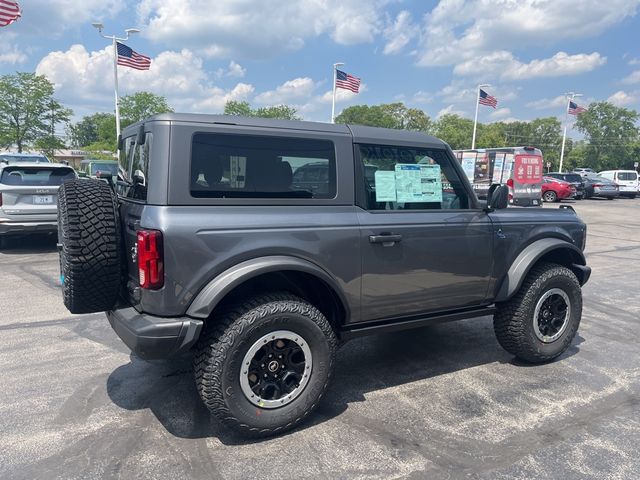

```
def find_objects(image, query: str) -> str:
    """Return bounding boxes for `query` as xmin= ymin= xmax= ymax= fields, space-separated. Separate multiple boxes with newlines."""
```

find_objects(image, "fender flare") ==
xmin=186 ymin=255 xmax=349 ymax=319
xmin=494 ymin=238 xmax=587 ymax=302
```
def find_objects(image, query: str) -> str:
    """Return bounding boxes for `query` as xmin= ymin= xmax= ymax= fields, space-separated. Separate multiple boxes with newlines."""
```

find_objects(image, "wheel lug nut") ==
xmin=261 ymin=363 xmax=265 ymax=368
xmin=263 ymin=374 xmax=268 ymax=378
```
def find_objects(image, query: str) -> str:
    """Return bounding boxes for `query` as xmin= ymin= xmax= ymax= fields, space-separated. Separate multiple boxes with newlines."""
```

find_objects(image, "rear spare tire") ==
xmin=58 ymin=179 xmax=123 ymax=314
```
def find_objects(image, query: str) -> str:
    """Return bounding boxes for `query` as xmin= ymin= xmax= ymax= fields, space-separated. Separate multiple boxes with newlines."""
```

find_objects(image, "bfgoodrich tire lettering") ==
xmin=58 ymin=179 xmax=123 ymax=314
xmin=194 ymin=293 xmax=337 ymax=437
xmin=493 ymin=262 xmax=582 ymax=363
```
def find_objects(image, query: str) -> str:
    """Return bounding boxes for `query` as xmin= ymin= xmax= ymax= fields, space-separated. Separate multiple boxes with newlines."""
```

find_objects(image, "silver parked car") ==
xmin=582 ymin=175 xmax=620 ymax=199
xmin=0 ymin=152 xmax=51 ymax=164
xmin=0 ymin=163 xmax=77 ymax=247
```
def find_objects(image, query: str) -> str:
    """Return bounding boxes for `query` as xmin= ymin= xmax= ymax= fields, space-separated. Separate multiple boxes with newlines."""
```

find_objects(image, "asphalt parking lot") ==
xmin=1 ymin=198 xmax=639 ymax=480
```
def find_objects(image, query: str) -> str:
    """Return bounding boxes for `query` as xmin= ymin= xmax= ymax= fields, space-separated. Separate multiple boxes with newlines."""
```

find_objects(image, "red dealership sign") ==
xmin=514 ymin=155 xmax=543 ymax=184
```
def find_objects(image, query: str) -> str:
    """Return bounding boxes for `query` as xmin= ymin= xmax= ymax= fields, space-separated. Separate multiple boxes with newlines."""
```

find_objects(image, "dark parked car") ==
xmin=57 ymin=114 xmax=591 ymax=437
xmin=547 ymin=172 xmax=585 ymax=199
xmin=582 ymin=176 xmax=620 ymax=199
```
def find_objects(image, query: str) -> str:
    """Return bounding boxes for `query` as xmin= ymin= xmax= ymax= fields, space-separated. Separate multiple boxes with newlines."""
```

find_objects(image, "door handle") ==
xmin=369 ymin=233 xmax=403 ymax=245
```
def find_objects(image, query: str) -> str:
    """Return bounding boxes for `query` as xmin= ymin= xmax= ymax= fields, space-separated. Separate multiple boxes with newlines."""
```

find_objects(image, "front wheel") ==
xmin=194 ymin=293 xmax=337 ymax=437
xmin=494 ymin=263 xmax=582 ymax=363
xmin=543 ymin=190 xmax=557 ymax=202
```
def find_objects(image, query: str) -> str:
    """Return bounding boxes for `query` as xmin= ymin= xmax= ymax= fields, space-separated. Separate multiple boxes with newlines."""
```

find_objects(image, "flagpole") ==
xmin=91 ymin=23 xmax=141 ymax=153
xmin=471 ymin=83 xmax=489 ymax=149
xmin=558 ymin=91 xmax=581 ymax=173
xmin=331 ymin=62 xmax=344 ymax=124
xmin=112 ymin=37 xmax=121 ymax=142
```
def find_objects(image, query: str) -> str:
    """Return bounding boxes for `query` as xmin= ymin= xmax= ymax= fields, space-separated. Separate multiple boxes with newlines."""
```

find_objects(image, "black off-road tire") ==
xmin=194 ymin=292 xmax=337 ymax=437
xmin=494 ymin=262 xmax=582 ymax=363
xmin=58 ymin=179 xmax=123 ymax=314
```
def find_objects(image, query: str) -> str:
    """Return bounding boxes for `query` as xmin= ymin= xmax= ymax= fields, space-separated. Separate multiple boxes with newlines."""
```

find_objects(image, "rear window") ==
xmin=190 ymin=133 xmax=336 ymax=199
xmin=617 ymin=172 xmax=637 ymax=181
xmin=563 ymin=174 xmax=582 ymax=182
xmin=0 ymin=154 xmax=50 ymax=164
xmin=90 ymin=163 xmax=118 ymax=176
xmin=0 ymin=167 xmax=75 ymax=186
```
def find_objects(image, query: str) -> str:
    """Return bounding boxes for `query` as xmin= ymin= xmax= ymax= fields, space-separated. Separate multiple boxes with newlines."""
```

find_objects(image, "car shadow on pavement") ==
xmin=106 ymin=316 xmax=581 ymax=445
xmin=0 ymin=233 xmax=57 ymax=254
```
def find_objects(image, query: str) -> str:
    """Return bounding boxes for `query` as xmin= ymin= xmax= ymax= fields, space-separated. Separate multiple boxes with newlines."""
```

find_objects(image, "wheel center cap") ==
xmin=267 ymin=360 xmax=279 ymax=372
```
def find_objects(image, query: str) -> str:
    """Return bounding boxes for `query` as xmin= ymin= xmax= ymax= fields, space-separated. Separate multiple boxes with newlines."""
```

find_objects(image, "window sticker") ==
xmin=374 ymin=170 xmax=397 ymax=202
xmin=394 ymin=163 xmax=443 ymax=203
xmin=461 ymin=153 xmax=476 ymax=182
xmin=492 ymin=154 xmax=505 ymax=184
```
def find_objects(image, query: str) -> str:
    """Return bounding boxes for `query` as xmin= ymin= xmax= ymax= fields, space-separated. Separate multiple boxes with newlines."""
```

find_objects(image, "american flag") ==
xmin=335 ymin=69 xmax=361 ymax=93
xmin=0 ymin=0 xmax=21 ymax=27
xmin=478 ymin=89 xmax=498 ymax=108
xmin=568 ymin=101 xmax=587 ymax=115
xmin=116 ymin=42 xmax=151 ymax=71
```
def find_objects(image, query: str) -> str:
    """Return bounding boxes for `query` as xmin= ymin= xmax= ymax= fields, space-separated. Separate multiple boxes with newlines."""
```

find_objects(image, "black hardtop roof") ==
xmin=126 ymin=113 xmax=447 ymax=148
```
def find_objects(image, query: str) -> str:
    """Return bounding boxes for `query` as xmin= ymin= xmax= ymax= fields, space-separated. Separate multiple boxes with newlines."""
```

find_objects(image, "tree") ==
xmin=433 ymin=114 xmax=474 ymax=150
xmin=36 ymin=99 xmax=72 ymax=158
xmin=0 ymin=72 xmax=67 ymax=152
xmin=223 ymin=100 xmax=300 ymax=120
xmin=69 ymin=113 xmax=117 ymax=151
xmin=334 ymin=103 xmax=432 ymax=132
xmin=575 ymin=102 xmax=640 ymax=170
xmin=119 ymin=91 xmax=173 ymax=127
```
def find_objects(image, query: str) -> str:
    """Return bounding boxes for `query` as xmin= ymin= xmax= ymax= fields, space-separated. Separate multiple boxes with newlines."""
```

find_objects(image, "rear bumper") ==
xmin=0 ymin=219 xmax=57 ymax=235
xmin=107 ymin=307 xmax=203 ymax=360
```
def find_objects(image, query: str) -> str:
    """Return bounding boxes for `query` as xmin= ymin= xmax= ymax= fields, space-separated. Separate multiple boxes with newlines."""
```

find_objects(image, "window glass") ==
xmin=1 ymin=167 xmax=75 ymax=186
xmin=190 ymin=133 xmax=336 ymax=199
xmin=358 ymin=144 xmax=470 ymax=210
xmin=618 ymin=172 xmax=637 ymax=181
xmin=117 ymin=133 xmax=151 ymax=200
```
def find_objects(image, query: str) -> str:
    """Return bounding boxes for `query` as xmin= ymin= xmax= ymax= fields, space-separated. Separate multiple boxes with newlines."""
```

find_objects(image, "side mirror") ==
xmin=486 ymin=184 xmax=509 ymax=210
xmin=133 ymin=169 xmax=146 ymax=186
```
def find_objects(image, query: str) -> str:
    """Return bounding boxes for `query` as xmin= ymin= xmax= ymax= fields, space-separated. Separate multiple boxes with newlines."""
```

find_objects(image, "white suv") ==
xmin=598 ymin=170 xmax=638 ymax=198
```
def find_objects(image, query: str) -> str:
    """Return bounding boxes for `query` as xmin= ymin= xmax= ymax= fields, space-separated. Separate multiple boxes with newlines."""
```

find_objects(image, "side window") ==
xmin=358 ymin=144 xmax=470 ymax=210
xmin=117 ymin=133 xmax=151 ymax=200
xmin=190 ymin=133 xmax=336 ymax=199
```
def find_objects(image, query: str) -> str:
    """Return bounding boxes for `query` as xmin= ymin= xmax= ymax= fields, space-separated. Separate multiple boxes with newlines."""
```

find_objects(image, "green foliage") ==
xmin=69 ymin=113 xmax=117 ymax=151
xmin=120 ymin=91 xmax=173 ymax=127
xmin=433 ymin=114 xmax=474 ymax=149
xmin=335 ymin=103 xmax=432 ymax=132
xmin=223 ymin=101 xmax=300 ymax=120
xmin=575 ymin=101 xmax=640 ymax=170
xmin=0 ymin=72 xmax=70 ymax=152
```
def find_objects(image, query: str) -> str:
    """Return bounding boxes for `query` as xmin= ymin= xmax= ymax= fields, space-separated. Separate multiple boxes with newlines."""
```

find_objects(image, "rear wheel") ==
xmin=494 ymin=263 xmax=582 ymax=363
xmin=543 ymin=190 xmax=557 ymax=202
xmin=194 ymin=293 xmax=337 ymax=437
xmin=58 ymin=179 xmax=123 ymax=314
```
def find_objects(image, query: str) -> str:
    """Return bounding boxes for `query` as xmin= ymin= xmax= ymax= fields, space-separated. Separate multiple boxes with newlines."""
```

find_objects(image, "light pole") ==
xmin=92 ymin=22 xmax=140 ymax=144
xmin=558 ymin=92 xmax=582 ymax=173
xmin=472 ymin=83 xmax=490 ymax=150
xmin=330 ymin=62 xmax=344 ymax=124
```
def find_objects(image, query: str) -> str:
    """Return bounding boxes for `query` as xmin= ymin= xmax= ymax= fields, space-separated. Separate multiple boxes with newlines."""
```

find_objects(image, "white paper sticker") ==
xmin=374 ymin=171 xmax=397 ymax=202
xmin=418 ymin=164 xmax=443 ymax=202
xmin=395 ymin=164 xmax=423 ymax=202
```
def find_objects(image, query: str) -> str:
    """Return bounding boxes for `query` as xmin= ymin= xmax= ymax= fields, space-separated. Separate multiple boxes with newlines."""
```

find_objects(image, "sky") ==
xmin=1 ymin=0 xmax=640 ymax=130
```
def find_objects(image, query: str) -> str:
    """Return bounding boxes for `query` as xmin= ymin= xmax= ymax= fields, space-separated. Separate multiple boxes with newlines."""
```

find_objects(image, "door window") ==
xmin=358 ymin=144 xmax=470 ymax=210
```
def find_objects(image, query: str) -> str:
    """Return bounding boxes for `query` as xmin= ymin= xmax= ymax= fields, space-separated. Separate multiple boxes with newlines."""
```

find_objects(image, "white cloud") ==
xmin=137 ymin=0 xmax=384 ymax=59
xmin=0 ymin=44 xmax=27 ymax=64
xmin=437 ymin=104 xmax=465 ymax=118
xmin=629 ymin=58 xmax=640 ymax=66
xmin=489 ymin=108 xmax=512 ymax=120
xmin=454 ymin=51 xmax=606 ymax=80
xmin=417 ymin=0 xmax=639 ymax=67
xmin=9 ymin=0 xmax=124 ymax=35
xmin=215 ymin=60 xmax=246 ymax=79
xmin=35 ymin=44 xmax=254 ymax=113
xmin=607 ymin=90 xmax=640 ymax=107
xmin=382 ymin=10 xmax=418 ymax=55
xmin=525 ymin=95 xmax=568 ymax=110
xmin=622 ymin=70 xmax=640 ymax=85
xmin=254 ymin=77 xmax=318 ymax=105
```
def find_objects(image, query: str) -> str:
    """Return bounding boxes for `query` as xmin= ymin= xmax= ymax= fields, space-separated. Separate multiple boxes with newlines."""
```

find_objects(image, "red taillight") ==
xmin=592 ymin=183 xmax=602 ymax=188
xmin=506 ymin=178 xmax=514 ymax=200
xmin=137 ymin=230 xmax=164 ymax=289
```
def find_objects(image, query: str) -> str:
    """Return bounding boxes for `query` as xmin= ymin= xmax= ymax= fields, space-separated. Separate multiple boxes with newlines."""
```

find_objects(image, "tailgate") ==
xmin=0 ymin=166 xmax=76 ymax=215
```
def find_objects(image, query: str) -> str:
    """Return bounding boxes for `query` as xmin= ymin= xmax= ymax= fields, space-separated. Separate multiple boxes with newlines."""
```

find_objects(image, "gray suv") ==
xmin=57 ymin=114 xmax=591 ymax=437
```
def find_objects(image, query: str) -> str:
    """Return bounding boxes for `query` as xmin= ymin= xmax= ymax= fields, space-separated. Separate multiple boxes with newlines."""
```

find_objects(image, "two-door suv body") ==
xmin=57 ymin=114 xmax=591 ymax=436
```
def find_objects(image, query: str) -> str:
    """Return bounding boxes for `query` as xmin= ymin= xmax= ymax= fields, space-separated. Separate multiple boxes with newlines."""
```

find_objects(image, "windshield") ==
xmin=563 ymin=174 xmax=582 ymax=182
xmin=1 ymin=167 xmax=75 ymax=186
xmin=90 ymin=163 xmax=118 ymax=176
xmin=0 ymin=154 xmax=50 ymax=164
